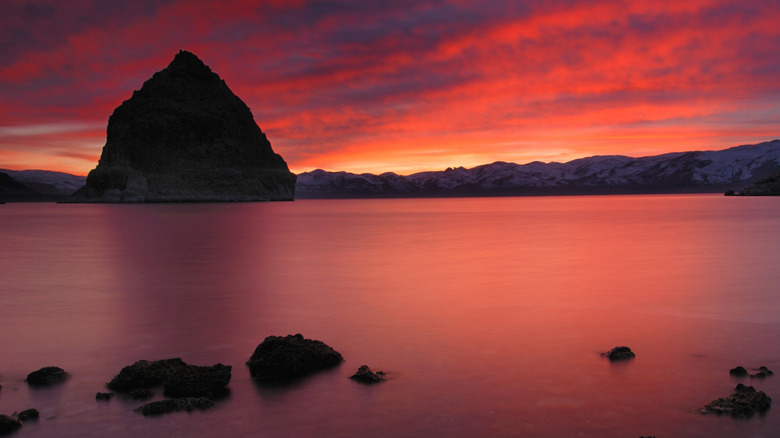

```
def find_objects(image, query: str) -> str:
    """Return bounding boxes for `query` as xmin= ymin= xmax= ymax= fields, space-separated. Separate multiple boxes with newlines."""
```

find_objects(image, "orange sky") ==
xmin=1 ymin=0 xmax=779 ymax=176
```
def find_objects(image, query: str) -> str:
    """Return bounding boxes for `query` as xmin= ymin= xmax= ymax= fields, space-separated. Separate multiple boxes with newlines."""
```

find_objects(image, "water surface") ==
xmin=1 ymin=195 xmax=779 ymax=437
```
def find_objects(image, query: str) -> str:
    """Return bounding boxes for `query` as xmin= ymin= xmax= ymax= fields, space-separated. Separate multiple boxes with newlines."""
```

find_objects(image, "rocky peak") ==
xmin=73 ymin=50 xmax=296 ymax=202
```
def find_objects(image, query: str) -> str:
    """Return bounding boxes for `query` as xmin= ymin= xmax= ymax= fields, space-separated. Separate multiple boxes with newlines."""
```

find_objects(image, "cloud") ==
xmin=1 ymin=0 xmax=779 ymax=174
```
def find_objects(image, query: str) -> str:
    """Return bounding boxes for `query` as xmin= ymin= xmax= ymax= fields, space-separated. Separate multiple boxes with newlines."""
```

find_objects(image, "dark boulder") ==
xmin=95 ymin=392 xmax=114 ymax=401
xmin=13 ymin=409 xmax=38 ymax=423
xmin=730 ymin=366 xmax=748 ymax=377
xmin=26 ymin=366 xmax=69 ymax=386
xmin=72 ymin=50 xmax=296 ymax=203
xmin=108 ymin=358 xmax=187 ymax=391
xmin=107 ymin=358 xmax=231 ymax=398
xmin=247 ymin=334 xmax=344 ymax=379
xmin=134 ymin=397 xmax=215 ymax=416
xmin=350 ymin=365 xmax=386 ymax=384
xmin=701 ymin=384 xmax=771 ymax=417
xmin=0 ymin=415 xmax=21 ymax=435
xmin=601 ymin=346 xmax=635 ymax=361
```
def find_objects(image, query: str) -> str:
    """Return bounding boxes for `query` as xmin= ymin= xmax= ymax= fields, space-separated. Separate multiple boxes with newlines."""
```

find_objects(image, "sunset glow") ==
xmin=1 ymin=0 xmax=779 ymax=176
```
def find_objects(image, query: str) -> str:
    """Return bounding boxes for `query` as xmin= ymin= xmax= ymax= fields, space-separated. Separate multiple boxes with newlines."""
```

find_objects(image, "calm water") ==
xmin=1 ymin=195 xmax=780 ymax=437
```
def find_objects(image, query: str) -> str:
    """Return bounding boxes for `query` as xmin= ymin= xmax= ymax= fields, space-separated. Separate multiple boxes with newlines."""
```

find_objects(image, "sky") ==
xmin=1 ymin=0 xmax=779 ymax=176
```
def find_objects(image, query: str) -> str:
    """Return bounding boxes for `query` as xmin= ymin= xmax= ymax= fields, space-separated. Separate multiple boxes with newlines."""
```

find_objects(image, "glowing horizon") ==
xmin=1 ymin=1 xmax=779 ymax=177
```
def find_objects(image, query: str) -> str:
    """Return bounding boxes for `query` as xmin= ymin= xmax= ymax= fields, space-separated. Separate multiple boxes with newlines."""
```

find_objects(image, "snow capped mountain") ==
xmin=296 ymin=140 xmax=780 ymax=198
xmin=0 ymin=169 xmax=86 ymax=198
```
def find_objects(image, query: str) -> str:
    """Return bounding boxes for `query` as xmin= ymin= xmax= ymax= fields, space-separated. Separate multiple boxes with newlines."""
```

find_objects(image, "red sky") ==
xmin=1 ymin=0 xmax=779 ymax=176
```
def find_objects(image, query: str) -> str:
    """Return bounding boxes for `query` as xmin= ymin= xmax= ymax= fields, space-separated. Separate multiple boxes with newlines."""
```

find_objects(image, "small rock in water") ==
xmin=134 ymin=397 xmax=215 ymax=416
xmin=26 ymin=366 xmax=69 ymax=387
xmin=350 ymin=365 xmax=386 ymax=384
xmin=0 ymin=414 xmax=22 ymax=434
xmin=730 ymin=366 xmax=748 ymax=377
xmin=13 ymin=409 xmax=39 ymax=422
xmin=601 ymin=346 xmax=635 ymax=361
xmin=750 ymin=366 xmax=774 ymax=379
xmin=95 ymin=392 xmax=114 ymax=401
xmin=701 ymin=383 xmax=771 ymax=417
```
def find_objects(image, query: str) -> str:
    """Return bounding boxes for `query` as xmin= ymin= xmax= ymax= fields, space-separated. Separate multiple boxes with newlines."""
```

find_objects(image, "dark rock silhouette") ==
xmin=247 ymin=334 xmax=344 ymax=379
xmin=26 ymin=366 xmax=69 ymax=386
xmin=750 ymin=366 xmax=774 ymax=379
xmin=73 ymin=50 xmax=295 ymax=202
xmin=730 ymin=366 xmax=748 ymax=377
xmin=0 ymin=415 xmax=21 ymax=435
xmin=731 ymin=171 xmax=780 ymax=196
xmin=13 ymin=409 xmax=39 ymax=423
xmin=107 ymin=358 xmax=231 ymax=398
xmin=601 ymin=346 xmax=635 ymax=361
xmin=129 ymin=388 xmax=154 ymax=400
xmin=134 ymin=397 xmax=215 ymax=416
xmin=701 ymin=383 xmax=771 ymax=417
xmin=350 ymin=365 xmax=386 ymax=383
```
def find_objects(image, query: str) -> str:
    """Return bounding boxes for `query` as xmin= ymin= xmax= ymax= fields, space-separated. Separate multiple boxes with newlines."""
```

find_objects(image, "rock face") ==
xmin=73 ymin=50 xmax=295 ymax=202
xmin=26 ymin=366 xmax=69 ymax=386
xmin=247 ymin=334 xmax=344 ymax=379
xmin=107 ymin=358 xmax=231 ymax=398
xmin=602 ymin=346 xmax=635 ymax=361
xmin=702 ymin=384 xmax=771 ymax=417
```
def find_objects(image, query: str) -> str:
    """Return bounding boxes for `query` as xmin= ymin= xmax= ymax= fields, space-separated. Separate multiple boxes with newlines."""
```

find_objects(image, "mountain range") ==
xmin=296 ymin=140 xmax=780 ymax=198
xmin=2 ymin=140 xmax=779 ymax=201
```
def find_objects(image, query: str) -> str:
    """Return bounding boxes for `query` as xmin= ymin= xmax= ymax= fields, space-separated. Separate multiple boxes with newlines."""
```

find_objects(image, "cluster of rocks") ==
xmin=702 ymin=384 xmax=772 ymax=417
xmin=0 ymin=367 xmax=56 ymax=435
xmin=0 ymin=410 xmax=38 ymax=435
xmin=2 ymin=334 xmax=383 ymax=428
xmin=729 ymin=365 xmax=774 ymax=379
xmin=700 ymin=365 xmax=774 ymax=417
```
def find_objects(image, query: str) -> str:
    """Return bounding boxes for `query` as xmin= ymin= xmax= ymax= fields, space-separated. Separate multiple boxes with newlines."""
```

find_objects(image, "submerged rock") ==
xmin=0 ymin=415 xmax=21 ymax=435
xmin=247 ymin=334 xmax=344 ymax=379
xmin=107 ymin=358 xmax=231 ymax=398
xmin=26 ymin=366 xmax=69 ymax=386
xmin=73 ymin=50 xmax=296 ymax=203
xmin=134 ymin=397 xmax=215 ymax=416
xmin=701 ymin=384 xmax=771 ymax=417
xmin=350 ymin=365 xmax=386 ymax=384
xmin=601 ymin=346 xmax=635 ymax=361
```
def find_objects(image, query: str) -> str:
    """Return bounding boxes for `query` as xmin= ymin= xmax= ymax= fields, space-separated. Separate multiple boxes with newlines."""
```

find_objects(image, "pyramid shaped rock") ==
xmin=74 ymin=50 xmax=295 ymax=202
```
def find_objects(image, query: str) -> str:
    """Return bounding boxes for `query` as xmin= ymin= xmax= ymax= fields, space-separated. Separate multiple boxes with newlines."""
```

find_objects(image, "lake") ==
xmin=1 ymin=195 xmax=779 ymax=437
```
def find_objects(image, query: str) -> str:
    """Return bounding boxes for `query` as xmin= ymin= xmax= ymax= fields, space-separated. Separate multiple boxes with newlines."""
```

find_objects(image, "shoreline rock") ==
xmin=247 ymin=334 xmax=344 ymax=380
